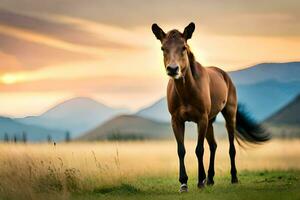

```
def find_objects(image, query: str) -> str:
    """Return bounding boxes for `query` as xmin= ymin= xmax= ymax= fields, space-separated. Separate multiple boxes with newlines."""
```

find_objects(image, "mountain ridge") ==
xmin=16 ymin=96 xmax=129 ymax=136
xmin=265 ymin=94 xmax=300 ymax=125
xmin=0 ymin=116 xmax=65 ymax=141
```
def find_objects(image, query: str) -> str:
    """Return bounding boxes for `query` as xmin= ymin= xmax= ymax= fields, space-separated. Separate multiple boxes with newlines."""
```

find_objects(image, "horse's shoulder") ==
xmin=206 ymin=66 xmax=232 ymax=81
xmin=206 ymin=66 xmax=225 ymax=74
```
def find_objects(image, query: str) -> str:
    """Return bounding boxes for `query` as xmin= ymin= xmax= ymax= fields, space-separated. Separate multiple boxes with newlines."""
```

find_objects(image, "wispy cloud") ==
xmin=0 ymin=24 xmax=119 ymax=56
xmin=40 ymin=14 xmax=150 ymax=48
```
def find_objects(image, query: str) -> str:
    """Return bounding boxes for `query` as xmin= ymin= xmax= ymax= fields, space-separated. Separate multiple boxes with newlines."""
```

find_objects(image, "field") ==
xmin=0 ymin=139 xmax=299 ymax=200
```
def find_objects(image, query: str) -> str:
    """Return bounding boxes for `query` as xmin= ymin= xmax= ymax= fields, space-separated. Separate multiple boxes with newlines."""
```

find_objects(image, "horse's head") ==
xmin=152 ymin=22 xmax=195 ymax=79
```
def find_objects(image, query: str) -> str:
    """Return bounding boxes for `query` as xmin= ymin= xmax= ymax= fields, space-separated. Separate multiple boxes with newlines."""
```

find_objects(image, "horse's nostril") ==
xmin=167 ymin=65 xmax=179 ymax=75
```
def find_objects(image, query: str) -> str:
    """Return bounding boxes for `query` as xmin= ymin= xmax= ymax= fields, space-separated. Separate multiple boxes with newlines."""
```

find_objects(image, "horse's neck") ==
xmin=173 ymin=63 xmax=197 ymax=100
xmin=173 ymin=50 xmax=204 ymax=101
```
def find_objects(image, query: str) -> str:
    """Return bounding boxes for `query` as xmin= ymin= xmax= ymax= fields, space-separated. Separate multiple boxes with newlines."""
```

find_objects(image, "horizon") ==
xmin=1 ymin=0 xmax=300 ymax=117
xmin=2 ymin=60 xmax=300 ymax=118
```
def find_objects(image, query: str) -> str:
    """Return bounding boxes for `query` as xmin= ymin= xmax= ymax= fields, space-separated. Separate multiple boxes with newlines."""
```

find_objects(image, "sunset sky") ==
xmin=0 ymin=0 xmax=300 ymax=117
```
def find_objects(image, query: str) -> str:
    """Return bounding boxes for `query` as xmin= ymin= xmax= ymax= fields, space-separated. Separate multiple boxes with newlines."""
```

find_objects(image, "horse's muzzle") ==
xmin=166 ymin=65 xmax=179 ymax=77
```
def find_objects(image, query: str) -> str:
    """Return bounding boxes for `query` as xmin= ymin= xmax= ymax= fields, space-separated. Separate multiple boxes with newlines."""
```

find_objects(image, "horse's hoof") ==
xmin=231 ymin=177 xmax=239 ymax=184
xmin=197 ymin=179 xmax=206 ymax=188
xmin=207 ymin=178 xmax=214 ymax=186
xmin=179 ymin=183 xmax=188 ymax=193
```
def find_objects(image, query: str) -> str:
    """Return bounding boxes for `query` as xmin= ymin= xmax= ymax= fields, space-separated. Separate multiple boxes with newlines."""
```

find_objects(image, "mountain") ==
xmin=136 ymin=98 xmax=170 ymax=122
xmin=264 ymin=94 xmax=300 ymax=137
xmin=236 ymin=80 xmax=300 ymax=120
xmin=0 ymin=116 xmax=64 ymax=141
xmin=265 ymin=94 xmax=300 ymax=125
xmin=136 ymin=62 xmax=300 ymax=122
xmin=17 ymin=97 xmax=128 ymax=137
xmin=79 ymin=114 xmax=226 ymax=140
xmin=80 ymin=115 xmax=172 ymax=140
xmin=229 ymin=62 xmax=300 ymax=84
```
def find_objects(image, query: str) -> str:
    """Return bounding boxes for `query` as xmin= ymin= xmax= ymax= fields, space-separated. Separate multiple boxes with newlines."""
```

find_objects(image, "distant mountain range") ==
xmin=236 ymin=80 xmax=300 ymax=120
xmin=80 ymin=115 xmax=173 ymax=140
xmin=81 ymin=93 xmax=300 ymax=141
xmin=80 ymin=114 xmax=226 ymax=141
xmin=0 ymin=116 xmax=65 ymax=141
xmin=136 ymin=98 xmax=169 ymax=122
xmin=265 ymin=94 xmax=300 ymax=125
xmin=229 ymin=62 xmax=300 ymax=84
xmin=16 ymin=97 xmax=128 ymax=137
xmin=264 ymin=94 xmax=300 ymax=137
xmin=137 ymin=62 xmax=300 ymax=122
xmin=1 ymin=62 xmax=299 ymax=141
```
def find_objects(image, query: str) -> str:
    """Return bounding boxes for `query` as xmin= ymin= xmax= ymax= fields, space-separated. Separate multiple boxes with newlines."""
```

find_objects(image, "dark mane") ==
xmin=187 ymin=49 xmax=196 ymax=77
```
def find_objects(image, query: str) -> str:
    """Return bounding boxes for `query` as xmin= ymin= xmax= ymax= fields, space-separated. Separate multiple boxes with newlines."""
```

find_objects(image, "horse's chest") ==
xmin=178 ymin=105 xmax=201 ymax=122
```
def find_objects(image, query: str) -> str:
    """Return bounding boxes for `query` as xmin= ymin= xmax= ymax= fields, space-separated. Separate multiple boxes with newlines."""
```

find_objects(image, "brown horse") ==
xmin=151 ymin=22 xmax=270 ymax=192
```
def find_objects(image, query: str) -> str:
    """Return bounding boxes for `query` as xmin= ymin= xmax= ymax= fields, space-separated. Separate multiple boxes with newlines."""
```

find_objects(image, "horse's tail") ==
xmin=235 ymin=104 xmax=271 ymax=144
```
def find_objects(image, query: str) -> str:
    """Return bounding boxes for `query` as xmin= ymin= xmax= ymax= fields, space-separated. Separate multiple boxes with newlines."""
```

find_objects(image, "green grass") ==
xmin=71 ymin=170 xmax=300 ymax=200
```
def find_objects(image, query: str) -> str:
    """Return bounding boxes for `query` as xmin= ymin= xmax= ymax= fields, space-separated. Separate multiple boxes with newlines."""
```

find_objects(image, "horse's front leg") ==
xmin=171 ymin=117 xmax=188 ymax=193
xmin=196 ymin=114 xmax=208 ymax=188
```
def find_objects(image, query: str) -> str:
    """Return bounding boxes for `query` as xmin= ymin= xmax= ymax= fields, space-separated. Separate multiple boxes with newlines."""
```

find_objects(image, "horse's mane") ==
xmin=187 ymin=48 xmax=196 ymax=77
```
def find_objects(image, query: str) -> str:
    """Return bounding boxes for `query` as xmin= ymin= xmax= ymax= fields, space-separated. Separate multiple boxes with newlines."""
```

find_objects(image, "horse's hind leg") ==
xmin=222 ymin=103 xmax=239 ymax=184
xmin=206 ymin=119 xmax=217 ymax=185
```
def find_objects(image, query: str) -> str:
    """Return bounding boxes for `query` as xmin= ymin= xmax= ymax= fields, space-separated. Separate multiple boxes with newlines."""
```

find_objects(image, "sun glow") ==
xmin=1 ymin=73 xmax=22 ymax=84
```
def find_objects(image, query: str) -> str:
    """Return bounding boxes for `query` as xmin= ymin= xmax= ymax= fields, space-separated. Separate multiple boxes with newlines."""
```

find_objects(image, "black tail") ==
xmin=235 ymin=104 xmax=271 ymax=144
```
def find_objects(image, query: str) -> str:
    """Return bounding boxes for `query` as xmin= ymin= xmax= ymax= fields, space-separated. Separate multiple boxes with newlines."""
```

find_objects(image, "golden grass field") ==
xmin=0 ymin=139 xmax=299 ymax=200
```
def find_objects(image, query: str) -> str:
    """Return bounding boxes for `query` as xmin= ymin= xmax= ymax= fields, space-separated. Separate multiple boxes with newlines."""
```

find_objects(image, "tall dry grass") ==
xmin=0 ymin=139 xmax=299 ymax=199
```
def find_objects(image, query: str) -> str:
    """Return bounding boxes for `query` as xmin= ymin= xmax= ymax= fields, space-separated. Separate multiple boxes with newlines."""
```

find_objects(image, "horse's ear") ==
xmin=183 ymin=22 xmax=195 ymax=40
xmin=152 ymin=23 xmax=166 ymax=41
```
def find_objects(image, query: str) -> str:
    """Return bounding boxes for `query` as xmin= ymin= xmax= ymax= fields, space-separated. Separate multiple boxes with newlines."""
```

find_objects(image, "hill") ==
xmin=236 ymin=80 xmax=300 ymax=120
xmin=265 ymin=94 xmax=300 ymax=125
xmin=136 ymin=98 xmax=170 ymax=122
xmin=0 ymin=116 xmax=65 ymax=142
xmin=16 ymin=97 xmax=128 ymax=137
xmin=265 ymin=95 xmax=300 ymax=137
xmin=229 ymin=62 xmax=300 ymax=84
xmin=79 ymin=115 xmax=227 ymax=140
xmin=80 ymin=115 xmax=172 ymax=140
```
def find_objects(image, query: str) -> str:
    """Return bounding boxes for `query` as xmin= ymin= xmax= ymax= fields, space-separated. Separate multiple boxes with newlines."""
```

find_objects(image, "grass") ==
xmin=73 ymin=170 xmax=300 ymax=200
xmin=0 ymin=139 xmax=299 ymax=200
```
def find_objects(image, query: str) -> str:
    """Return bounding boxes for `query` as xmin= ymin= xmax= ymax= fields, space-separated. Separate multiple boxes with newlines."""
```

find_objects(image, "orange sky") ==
xmin=0 ymin=0 xmax=300 ymax=117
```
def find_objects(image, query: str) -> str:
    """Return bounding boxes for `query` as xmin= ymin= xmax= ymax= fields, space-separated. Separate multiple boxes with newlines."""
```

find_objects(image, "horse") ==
xmin=151 ymin=22 xmax=270 ymax=192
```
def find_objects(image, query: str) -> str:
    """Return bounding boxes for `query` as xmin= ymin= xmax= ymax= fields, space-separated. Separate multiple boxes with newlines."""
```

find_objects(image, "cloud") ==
xmin=0 ymin=33 xmax=96 ymax=71
xmin=0 ymin=8 xmax=141 ymax=49
xmin=0 ymin=9 xmax=149 ymax=75
xmin=0 ymin=51 xmax=23 ymax=73
xmin=1 ymin=0 xmax=299 ymax=36
xmin=0 ymin=24 xmax=116 ymax=56
xmin=0 ymin=75 xmax=165 ymax=93
xmin=35 ymin=13 xmax=150 ymax=48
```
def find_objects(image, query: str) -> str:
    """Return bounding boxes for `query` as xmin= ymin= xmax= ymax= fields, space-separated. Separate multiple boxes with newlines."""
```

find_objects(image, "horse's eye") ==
xmin=161 ymin=47 xmax=165 ymax=51
xmin=182 ymin=46 xmax=186 ymax=52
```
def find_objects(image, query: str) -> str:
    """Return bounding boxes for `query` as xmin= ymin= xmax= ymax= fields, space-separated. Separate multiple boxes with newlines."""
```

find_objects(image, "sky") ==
xmin=0 ymin=0 xmax=300 ymax=117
